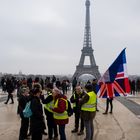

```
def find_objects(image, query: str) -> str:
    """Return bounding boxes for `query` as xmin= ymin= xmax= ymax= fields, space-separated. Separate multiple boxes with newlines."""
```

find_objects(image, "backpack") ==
xmin=23 ymin=101 xmax=32 ymax=118
xmin=67 ymin=100 xmax=73 ymax=117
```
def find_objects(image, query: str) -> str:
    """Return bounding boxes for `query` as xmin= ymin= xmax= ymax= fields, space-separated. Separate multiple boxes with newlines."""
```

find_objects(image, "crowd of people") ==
xmin=129 ymin=79 xmax=140 ymax=95
xmin=1 ymin=75 xmax=140 ymax=140
xmin=16 ymin=76 xmax=70 ymax=140
xmin=0 ymin=76 xmax=97 ymax=140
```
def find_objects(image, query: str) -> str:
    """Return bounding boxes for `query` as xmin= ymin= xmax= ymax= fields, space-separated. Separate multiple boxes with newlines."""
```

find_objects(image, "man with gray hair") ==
xmin=70 ymin=85 xmax=86 ymax=135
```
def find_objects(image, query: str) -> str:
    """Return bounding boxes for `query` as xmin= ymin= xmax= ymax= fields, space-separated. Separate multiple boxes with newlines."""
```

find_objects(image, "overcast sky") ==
xmin=0 ymin=0 xmax=140 ymax=75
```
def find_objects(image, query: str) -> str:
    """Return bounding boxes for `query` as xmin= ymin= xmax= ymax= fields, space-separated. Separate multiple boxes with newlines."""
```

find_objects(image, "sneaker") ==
xmin=71 ymin=129 xmax=78 ymax=133
xmin=4 ymin=102 xmax=7 ymax=104
xmin=77 ymin=131 xmax=84 ymax=136
xmin=109 ymin=111 xmax=112 ymax=114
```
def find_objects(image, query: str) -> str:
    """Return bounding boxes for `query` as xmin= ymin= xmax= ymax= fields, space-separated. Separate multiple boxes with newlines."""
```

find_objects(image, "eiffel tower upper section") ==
xmin=73 ymin=0 xmax=101 ymax=80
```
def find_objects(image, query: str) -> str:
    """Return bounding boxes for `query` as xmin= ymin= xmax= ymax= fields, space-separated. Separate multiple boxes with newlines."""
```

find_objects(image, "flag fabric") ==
xmin=97 ymin=48 xmax=131 ymax=98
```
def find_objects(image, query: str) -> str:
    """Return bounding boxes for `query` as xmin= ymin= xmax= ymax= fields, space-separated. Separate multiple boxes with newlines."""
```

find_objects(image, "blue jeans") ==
xmin=59 ymin=124 xmax=66 ymax=140
xmin=84 ymin=118 xmax=94 ymax=140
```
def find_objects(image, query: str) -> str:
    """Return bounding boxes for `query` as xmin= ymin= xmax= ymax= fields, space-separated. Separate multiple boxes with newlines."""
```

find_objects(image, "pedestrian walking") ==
xmin=4 ymin=78 xmax=15 ymax=104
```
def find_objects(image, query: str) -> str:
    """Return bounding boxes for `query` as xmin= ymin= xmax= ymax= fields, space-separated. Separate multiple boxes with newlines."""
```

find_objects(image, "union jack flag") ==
xmin=97 ymin=48 xmax=131 ymax=98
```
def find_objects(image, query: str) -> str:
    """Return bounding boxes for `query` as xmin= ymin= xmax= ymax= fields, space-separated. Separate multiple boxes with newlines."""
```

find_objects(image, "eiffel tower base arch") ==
xmin=73 ymin=65 xmax=101 ymax=80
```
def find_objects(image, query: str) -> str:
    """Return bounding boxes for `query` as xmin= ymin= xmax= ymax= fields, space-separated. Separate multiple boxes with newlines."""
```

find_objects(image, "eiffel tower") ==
xmin=73 ymin=0 xmax=101 ymax=80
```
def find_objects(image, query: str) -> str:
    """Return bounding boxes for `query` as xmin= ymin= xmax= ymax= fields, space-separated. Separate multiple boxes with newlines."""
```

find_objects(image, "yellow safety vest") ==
xmin=81 ymin=91 xmax=96 ymax=112
xmin=44 ymin=93 xmax=54 ymax=113
xmin=72 ymin=91 xmax=83 ymax=108
xmin=53 ymin=98 xmax=68 ymax=120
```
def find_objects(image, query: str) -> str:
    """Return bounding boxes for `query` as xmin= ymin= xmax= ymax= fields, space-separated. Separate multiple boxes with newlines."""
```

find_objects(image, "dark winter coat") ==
xmin=6 ymin=79 xmax=14 ymax=93
xmin=30 ymin=96 xmax=44 ymax=133
xmin=70 ymin=91 xmax=85 ymax=113
xmin=18 ymin=94 xmax=29 ymax=118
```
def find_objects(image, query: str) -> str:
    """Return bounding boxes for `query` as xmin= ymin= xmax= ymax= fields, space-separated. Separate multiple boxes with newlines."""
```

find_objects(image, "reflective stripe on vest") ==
xmin=81 ymin=91 xmax=96 ymax=112
xmin=44 ymin=94 xmax=54 ymax=113
xmin=53 ymin=98 xmax=68 ymax=120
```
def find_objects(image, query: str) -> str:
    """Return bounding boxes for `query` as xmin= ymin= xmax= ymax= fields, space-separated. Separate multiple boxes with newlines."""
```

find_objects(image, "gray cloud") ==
xmin=0 ymin=0 xmax=140 ymax=75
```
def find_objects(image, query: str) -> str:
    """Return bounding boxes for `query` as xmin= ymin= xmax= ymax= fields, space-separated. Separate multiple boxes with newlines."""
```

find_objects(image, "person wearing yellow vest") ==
xmin=41 ymin=83 xmax=58 ymax=140
xmin=70 ymin=85 xmax=86 ymax=135
xmin=51 ymin=88 xmax=69 ymax=140
xmin=80 ymin=83 xmax=96 ymax=140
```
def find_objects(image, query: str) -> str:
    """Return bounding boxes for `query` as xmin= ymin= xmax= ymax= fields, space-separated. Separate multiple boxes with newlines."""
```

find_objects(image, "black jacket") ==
xmin=40 ymin=94 xmax=54 ymax=119
xmin=18 ymin=94 xmax=29 ymax=118
xmin=30 ymin=96 xmax=44 ymax=133
xmin=70 ymin=91 xmax=85 ymax=113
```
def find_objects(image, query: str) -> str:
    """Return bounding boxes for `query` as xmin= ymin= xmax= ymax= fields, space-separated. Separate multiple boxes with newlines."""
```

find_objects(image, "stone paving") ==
xmin=117 ymin=96 xmax=140 ymax=116
xmin=0 ymin=91 xmax=140 ymax=140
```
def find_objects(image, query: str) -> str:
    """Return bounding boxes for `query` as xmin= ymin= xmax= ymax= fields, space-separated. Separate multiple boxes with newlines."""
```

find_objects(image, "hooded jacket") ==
xmin=52 ymin=94 xmax=69 ymax=125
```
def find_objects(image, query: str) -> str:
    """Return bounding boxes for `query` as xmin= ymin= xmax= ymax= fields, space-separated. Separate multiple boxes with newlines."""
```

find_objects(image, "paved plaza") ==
xmin=0 ymin=91 xmax=140 ymax=140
